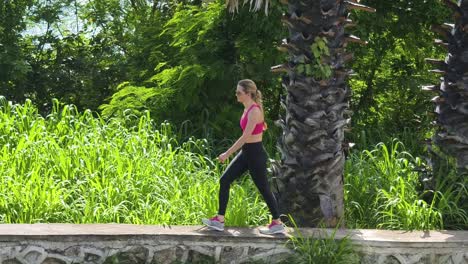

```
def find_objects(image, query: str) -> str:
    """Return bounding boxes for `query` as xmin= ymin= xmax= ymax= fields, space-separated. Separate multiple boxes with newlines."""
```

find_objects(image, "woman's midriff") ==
xmin=245 ymin=133 xmax=262 ymax=143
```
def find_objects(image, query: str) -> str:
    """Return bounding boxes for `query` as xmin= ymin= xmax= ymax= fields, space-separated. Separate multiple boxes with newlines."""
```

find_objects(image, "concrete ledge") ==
xmin=0 ymin=224 xmax=465 ymax=263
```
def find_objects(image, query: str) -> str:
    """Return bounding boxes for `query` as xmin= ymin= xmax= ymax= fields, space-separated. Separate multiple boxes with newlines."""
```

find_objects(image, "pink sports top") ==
xmin=240 ymin=104 xmax=266 ymax=135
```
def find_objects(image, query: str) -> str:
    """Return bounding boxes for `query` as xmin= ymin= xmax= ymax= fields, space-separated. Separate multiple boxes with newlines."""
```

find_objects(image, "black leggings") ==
xmin=218 ymin=142 xmax=280 ymax=219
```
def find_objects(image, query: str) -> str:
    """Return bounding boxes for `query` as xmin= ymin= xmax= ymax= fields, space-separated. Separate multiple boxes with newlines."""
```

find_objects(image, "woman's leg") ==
xmin=247 ymin=146 xmax=280 ymax=220
xmin=218 ymin=151 xmax=248 ymax=216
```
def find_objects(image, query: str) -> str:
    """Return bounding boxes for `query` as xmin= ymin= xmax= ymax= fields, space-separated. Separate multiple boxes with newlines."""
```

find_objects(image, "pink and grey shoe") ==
xmin=259 ymin=220 xmax=285 ymax=235
xmin=202 ymin=216 xmax=225 ymax=231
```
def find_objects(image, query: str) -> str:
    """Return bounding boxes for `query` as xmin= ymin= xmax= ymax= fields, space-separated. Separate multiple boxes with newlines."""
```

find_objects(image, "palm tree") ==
xmin=425 ymin=0 xmax=468 ymax=176
xmin=226 ymin=0 xmax=375 ymax=227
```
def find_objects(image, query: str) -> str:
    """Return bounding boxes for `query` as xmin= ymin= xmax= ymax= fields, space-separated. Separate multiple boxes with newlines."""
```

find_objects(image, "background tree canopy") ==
xmin=0 ymin=0 xmax=451 ymax=151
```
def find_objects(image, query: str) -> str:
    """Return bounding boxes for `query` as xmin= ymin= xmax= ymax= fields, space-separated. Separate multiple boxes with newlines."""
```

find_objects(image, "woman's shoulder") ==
xmin=249 ymin=104 xmax=261 ymax=111
xmin=247 ymin=105 xmax=262 ymax=117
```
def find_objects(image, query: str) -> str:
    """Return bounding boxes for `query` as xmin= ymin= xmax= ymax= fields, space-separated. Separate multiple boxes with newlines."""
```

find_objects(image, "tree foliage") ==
xmin=347 ymin=0 xmax=450 ymax=152
xmin=0 ymin=0 xmax=453 ymax=150
xmin=101 ymin=1 xmax=286 ymax=141
xmin=0 ymin=0 xmax=34 ymax=102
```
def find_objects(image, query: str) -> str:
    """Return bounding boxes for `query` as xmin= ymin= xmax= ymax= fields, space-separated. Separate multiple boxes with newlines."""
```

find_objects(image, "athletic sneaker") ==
xmin=259 ymin=221 xmax=285 ymax=235
xmin=202 ymin=216 xmax=225 ymax=231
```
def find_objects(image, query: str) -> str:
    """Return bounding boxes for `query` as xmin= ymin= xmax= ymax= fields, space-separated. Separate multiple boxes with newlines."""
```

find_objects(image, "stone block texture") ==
xmin=0 ymin=225 xmax=465 ymax=264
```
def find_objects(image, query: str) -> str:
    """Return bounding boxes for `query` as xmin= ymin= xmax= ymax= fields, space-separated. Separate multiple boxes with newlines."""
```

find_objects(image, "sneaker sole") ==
xmin=259 ymin=228 xmax=285 ymax=235
xmin=271 ymin=229 xmax=285 ymax=234
xmin=206 ymin=225 xmax=224 ymax=232
xmin=202 ymin=219 xmax=224 ymax=231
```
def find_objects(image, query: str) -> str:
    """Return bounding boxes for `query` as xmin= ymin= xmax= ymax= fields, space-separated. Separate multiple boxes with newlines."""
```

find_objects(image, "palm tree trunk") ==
xmin=271 ymin=0 xmax=374 ymax=227
xmin=426 ymin=0 xmax=468 ymax=176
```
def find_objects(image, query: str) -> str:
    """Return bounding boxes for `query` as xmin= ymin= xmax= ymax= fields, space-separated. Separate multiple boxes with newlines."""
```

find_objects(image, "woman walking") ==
xmin=202 ymin=79 xmax=284 ymax=235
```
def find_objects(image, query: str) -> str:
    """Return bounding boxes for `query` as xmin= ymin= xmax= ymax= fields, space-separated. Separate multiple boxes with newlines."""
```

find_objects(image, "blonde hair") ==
xmin=238 ymin=79 xmax=262 ymax=107
xmin=238 ymin=79 xmax=267 ymax=130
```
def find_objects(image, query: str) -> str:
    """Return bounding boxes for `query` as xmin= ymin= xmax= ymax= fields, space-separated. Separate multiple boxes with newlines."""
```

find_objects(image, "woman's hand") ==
xmin=218 ymin=152 xmax=230 ymax=163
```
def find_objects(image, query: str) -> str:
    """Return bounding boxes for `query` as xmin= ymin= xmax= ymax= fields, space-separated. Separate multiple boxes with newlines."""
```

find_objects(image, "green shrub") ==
xmin=0 ymin=98 xmax=269 ymax=226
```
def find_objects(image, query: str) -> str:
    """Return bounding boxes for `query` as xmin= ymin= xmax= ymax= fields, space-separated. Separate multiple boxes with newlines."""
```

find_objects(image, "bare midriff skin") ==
xmin=245 ymin=133 xmax=262 ymax=143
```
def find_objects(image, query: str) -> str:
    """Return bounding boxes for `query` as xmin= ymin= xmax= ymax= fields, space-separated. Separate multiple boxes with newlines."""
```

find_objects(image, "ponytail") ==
xmin=254 ymin=89 xmax=263 ymax=109
xmin=254 ymin=90 xmax=268 ymax=131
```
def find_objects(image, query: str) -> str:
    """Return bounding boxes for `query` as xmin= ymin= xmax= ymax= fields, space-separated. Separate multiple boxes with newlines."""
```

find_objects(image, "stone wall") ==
xmin=314 ymin=229 xmax=468 ymax=264
xmin=0 ymin=224 xmax=466 ymax=264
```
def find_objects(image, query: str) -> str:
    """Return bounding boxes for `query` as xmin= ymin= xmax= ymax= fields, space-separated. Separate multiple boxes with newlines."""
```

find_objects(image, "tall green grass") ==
xmin=284 ymin=218 xmax=359 ymax=264
xmin=348 ymin=128 xmax=430 ymax=157
xmin=345 ymin=140 xmax=468 ymax=230
xmin=0 ymin=98 xmax=268 ymax=225
xmin=1 ymin=98 xmax=466 ymax=230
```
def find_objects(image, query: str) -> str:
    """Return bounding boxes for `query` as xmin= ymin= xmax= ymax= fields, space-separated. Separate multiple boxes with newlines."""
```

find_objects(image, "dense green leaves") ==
xmin=347 ymin=0 xmax=450 ymax=151
xmin=102 ymin=1 xmax=285 ymax=142
xmin=0 ymin=0 xmax=452 ymax=146
xmin=0 ymin=0 xmax=34 ymax=102
xmin=0 ymin=98 xmax=270 ymax=224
